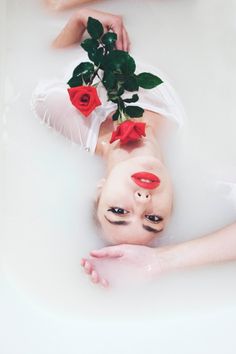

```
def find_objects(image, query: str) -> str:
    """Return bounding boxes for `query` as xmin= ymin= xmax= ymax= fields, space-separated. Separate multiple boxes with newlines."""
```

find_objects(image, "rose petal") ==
xmin=68 ymin=86 xmax=101 ymax=117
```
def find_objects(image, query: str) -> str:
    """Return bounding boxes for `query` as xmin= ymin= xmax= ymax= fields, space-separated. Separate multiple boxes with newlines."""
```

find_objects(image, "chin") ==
xmin=128 ymin=156 xmax=163 ymax=170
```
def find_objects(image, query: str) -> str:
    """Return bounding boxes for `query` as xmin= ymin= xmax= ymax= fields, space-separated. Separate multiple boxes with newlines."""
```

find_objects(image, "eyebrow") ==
xmin=104 ymin=216 xmax=163 ymax=233
xmin=104 ymin=215 xmax=130 ymax=226
xmin=142 ymin=225 xmax=163 ymax=234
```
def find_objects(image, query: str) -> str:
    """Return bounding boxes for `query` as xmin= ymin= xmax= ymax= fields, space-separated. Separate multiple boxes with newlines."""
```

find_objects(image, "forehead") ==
xmin=98 ymin=216 xmax=163 ymax=245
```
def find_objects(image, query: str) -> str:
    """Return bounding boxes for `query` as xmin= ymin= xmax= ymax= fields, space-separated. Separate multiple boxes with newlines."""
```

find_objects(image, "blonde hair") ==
xmin=92 ymin=181 xmax=104 ymax=229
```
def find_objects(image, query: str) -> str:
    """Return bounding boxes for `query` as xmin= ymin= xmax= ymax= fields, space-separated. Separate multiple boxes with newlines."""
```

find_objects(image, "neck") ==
xmin=104 ymin=126 xmax=163 ymax=174
xmin=96 ymin=110 xmax=168 ymax=174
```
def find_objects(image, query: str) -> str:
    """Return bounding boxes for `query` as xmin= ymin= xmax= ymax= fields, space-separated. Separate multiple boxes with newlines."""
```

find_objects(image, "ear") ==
xmin=94 ymin=178 xmax=106 ymax=202
xmin=96 ymin=178 xmax=106 ymax=190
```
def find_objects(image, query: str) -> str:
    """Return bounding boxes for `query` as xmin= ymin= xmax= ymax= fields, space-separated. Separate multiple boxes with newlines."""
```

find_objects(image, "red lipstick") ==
xmin=131 ymin=172 xmax=161 ymax=190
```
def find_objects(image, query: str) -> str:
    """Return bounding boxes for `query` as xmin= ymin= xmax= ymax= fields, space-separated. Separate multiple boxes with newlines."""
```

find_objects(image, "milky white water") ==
xmin=1 ymin=0 xmax=236 ymax=353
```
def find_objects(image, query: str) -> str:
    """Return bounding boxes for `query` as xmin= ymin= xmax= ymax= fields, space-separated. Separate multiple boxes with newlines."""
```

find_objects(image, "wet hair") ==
xmin=91 ymin=187 xmax=111 ymax=243
xmin=92 ymin=185 xmax=102 ymax=229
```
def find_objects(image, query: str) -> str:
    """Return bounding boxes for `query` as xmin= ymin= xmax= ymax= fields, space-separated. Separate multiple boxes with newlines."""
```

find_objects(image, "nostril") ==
xmin=138 ymin=192 xmax=141 ymax=197
xmin=146 ymin=195 xmax=149 ymax=198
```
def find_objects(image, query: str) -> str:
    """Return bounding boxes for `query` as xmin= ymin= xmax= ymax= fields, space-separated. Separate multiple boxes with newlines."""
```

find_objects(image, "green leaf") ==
xmin=121 ymin=54 xmax=136 ymax=75
xmin=123 ymin=94 xmax=139 ymax=103
xmin=71 ymin=62 xmax=95 ymax=84
xmin=124 ymin=76 xmax=139 ymax=92
xmin=72 ymin=62 xmax=94 ymax=77
xmin=67 ymin=76 xmax=83 ymax=88
xmin=87 ymin=17 xmax=104 ymax=39
xmin=105 ymin=51 xmax=136 ymax=75
xmin=88 ymin=47 xmax=104 ymax=66
xmin=137 ymin=72 xmax=163 ymax=89
xmin=101 ymin=32 xmax=117 ymax=49
xmin=125 ymin=106 xmax=144 ymax=118
xmin=81 ymin=38 xmax=99 ymax=53
xmin=102 ymin=71 xmax=117 ymax=90
xmin=112 ymin=110 xmax=120 ymax=121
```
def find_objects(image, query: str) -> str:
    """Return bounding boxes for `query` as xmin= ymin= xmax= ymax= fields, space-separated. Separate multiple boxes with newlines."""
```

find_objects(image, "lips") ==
xmin=131 ymin=172 xmax=161 ymax=190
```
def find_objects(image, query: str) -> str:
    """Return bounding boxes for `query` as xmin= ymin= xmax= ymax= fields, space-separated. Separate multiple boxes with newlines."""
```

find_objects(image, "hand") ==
xmin=79 ymin=8 xmax=130 ymax=51
xmin=81 ymin=244 xmax=161 ymax=288
xmin=81 ymin=222 xmax=236 ymax=288
xmin=53 ymin=8 xmax=130 ymax=51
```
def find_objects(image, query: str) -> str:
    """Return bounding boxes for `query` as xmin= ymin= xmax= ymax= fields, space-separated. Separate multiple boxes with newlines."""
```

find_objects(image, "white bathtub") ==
xmin=1 ymin=0 xmax=236 ymax=353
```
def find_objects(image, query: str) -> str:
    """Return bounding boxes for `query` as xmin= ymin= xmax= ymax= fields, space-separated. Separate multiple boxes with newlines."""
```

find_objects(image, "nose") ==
xmin=134 ymin=190 xmax=151 ymax=203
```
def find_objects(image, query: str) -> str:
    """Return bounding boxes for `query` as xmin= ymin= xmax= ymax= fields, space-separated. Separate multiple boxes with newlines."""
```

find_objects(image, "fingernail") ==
xmin=91 ymin=270 xmax=98 ymax=283
xmin=84 ymin=262 xmax=91 ymax=274
xmin=101 ymin=279 xmax=109 ymax=288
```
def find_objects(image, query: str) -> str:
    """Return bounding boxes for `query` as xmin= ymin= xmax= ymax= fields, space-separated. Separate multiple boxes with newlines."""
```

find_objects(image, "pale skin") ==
xmin=95 ymin=110 xmax=173 ymax=246
xmin=83 ymin=112 xmax=236 ymax=287
xmin=52 ymin=8 xmax=130 ymax=51
xmin=82 ymin=222 xmax=236 ymax=287
xmin=44 ymin=0 xmax=97 ymax=12
xmin=52 ymin=9 xmax=236 ymax=287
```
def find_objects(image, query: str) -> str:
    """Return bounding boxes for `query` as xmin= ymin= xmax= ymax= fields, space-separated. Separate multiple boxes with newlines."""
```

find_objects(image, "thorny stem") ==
xmin=87 ymin=42 xmax=129 ymax=123
xmin=89 ymin=65 xmax=101 ymax=85
xmin=89 ymin=43 xmax=107 ymax=86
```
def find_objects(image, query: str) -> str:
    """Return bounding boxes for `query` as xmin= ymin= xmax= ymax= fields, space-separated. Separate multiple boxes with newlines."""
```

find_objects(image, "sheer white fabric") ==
xmin=31 ymin=55 xmax=186 ymax=154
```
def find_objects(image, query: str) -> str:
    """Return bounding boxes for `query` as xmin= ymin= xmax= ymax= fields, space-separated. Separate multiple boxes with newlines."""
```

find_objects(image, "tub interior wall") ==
xmin=1 ymin=1 xmax=236 ymax=353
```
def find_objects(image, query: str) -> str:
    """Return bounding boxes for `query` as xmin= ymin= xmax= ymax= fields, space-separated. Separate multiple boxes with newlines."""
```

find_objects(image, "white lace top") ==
xmin=31 ymin=54 xmax=186 ymax=154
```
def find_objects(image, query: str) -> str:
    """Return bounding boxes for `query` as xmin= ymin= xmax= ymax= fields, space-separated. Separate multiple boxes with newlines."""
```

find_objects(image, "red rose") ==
xmin=110 ymin=120 xmax=146 ymax=145
xmin=67 ymin=86 xmax=101 ymax=117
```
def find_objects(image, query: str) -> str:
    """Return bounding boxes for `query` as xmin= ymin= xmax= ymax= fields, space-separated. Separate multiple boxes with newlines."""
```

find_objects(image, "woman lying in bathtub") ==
xmin=33 ymin=8 xmax=236 ymax=287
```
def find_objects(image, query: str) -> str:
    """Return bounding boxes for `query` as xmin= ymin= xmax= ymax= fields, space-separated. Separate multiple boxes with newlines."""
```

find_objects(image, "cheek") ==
xmin=101 ymin=182 xmax=133 ymax=204
xmin=153 ymin=190 xmax=173 ymax=214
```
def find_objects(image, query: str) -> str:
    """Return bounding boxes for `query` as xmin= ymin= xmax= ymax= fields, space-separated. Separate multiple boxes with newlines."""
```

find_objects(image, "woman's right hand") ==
xmin=81 ymin=221 xmax=236 ymax=288
xmin=52 ymin=8 xmax=130 ymax=51
xmin=81 ymin=244 xmax=164 ymax=288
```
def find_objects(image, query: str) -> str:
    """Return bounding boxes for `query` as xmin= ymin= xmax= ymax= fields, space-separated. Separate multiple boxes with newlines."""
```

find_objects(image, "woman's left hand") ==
xmin=81 ymin=244 xmax=161 ymax=288
xmin=53 ymin=8 xmax=130 ymax=51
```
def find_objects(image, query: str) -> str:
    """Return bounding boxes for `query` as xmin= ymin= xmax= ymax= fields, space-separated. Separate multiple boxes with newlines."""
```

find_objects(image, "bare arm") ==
xmin=44 ymin=0 xmax=96 ymax=12
xmin=52 ymin=8 xmax=130 ymax=51
xmin=156 ymin=222 xmax=236 ymax=274
xmin=81 ymin=222 xmax=236 ymax=287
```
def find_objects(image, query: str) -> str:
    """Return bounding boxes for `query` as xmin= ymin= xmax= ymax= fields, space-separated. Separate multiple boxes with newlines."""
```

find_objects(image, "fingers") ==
xmin=122 ymin=27 xmax=130 ymax=52
xmin=91 ymin=270 xmax=99 ymax=283
xmin=108 ymin=16 xmax=130 ymax=52
xmin=91 ymin=270 xmax=109 ymax=288
xmin=115 ymin=26 xmax=130 ymax=51
xmin=81 ymin=258 xmax=109 ymax=287
xmin=112 ymin=25 xmax=123 ymax=51
xmin=90 ymin=246 xmax=124 ymax=258
xmin=101 ymin=278 xmax=109 ymax=287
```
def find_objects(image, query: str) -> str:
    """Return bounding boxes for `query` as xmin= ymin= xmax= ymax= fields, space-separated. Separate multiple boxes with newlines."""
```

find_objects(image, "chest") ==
xmin=95 ymin=110 xmax=170 ymax=155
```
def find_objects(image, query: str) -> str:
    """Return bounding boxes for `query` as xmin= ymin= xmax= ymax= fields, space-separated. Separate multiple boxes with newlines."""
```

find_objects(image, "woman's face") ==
xmin=97 ymin=156 xmax=173 ymax=245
